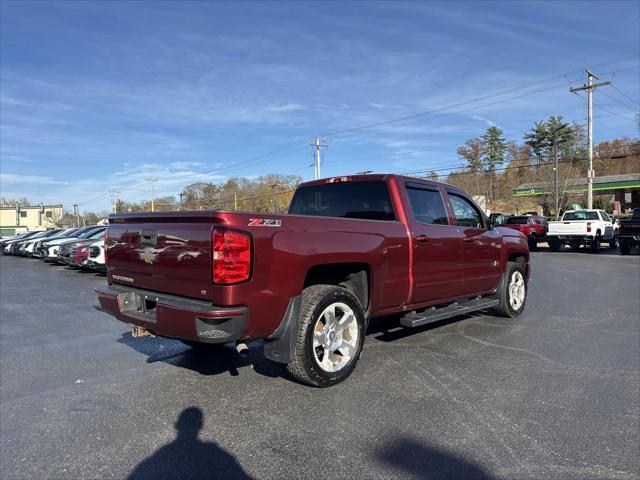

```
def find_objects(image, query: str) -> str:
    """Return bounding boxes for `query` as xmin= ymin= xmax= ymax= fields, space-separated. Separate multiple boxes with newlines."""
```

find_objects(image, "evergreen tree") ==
xmin=481 ymin=126 xmax=506 ymax=200
xmin=523 ymin=121 xmax=548 ymax=164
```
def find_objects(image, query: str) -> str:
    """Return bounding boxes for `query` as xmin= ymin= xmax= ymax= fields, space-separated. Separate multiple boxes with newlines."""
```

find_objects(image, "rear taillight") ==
xmin=104 ymin=229 xmax=109 ymax=265
xmin=212 ymin=230 xmax=251 ymax=284
xmin=586 ymin=222 xmax=592 ymax=233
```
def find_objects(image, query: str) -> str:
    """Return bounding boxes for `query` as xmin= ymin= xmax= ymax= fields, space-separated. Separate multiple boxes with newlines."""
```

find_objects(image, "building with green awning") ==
xmin=512 ymin=173 xmax=640 ymax=212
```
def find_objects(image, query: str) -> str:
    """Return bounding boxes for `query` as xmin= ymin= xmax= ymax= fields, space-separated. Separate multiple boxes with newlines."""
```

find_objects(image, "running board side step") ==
xmin=400 ymin=297 xmax=499 ymax=328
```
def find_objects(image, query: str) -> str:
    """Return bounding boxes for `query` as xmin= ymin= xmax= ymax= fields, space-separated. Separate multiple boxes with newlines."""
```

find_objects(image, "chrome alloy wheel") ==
xmin=509 ymin=271 xmax=526 ymax=310
xmin=312 ymin=302 xmax=359 ymax=373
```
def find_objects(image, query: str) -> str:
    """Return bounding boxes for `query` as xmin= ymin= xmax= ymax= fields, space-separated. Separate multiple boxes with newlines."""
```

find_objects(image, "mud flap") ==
xmin=263 ymin=296 xmax=301 ymax=364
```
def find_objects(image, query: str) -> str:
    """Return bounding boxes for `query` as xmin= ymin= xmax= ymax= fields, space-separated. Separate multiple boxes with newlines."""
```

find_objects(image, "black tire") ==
xmin=527 ymin=235 xmax=537 ymax=251
xmin=619 ymin=241 xmax=631 ymax=255
xmin=548 ymin=238 xmax=561 ymax=252
xmin=609 ymin=240 xmax=617 ymax=249
xmin=287 ymin=284 xmax=366 ymax=388
xmin=590 ymin=235 xmax=601 ymax=253
xmin=492 ymin=261 xmax=527 ymax=318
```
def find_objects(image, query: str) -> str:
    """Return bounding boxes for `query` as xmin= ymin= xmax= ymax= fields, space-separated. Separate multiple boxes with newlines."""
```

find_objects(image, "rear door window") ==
xmin=449 ymin=194 xmax=484 ymax=229
xmin=406 ymin=186 xmax=449 ymax=225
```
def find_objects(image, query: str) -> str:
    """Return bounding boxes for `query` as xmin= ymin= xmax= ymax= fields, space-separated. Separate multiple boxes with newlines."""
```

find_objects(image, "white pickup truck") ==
xmin=547 ymin=209 xmax=615 ymax=252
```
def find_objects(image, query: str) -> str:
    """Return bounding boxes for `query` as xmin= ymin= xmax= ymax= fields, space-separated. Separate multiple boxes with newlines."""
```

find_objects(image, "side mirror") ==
xmin=489 ymin=215 xmax=503 ymax=228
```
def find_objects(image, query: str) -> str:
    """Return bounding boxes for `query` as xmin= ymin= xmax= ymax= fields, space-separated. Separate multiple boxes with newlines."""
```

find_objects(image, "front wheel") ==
xmin=287 ymin=284 xmax=366 ymax=387
xmin=527 ymin=235 xmax=537 ymax=251
xmin=492 ymin=261 xmax=527 ymax=318
xmin=619 ymin=240 xmax=631 ymax=255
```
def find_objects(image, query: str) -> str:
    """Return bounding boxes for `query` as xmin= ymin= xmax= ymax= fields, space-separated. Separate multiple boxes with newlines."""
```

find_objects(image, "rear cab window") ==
xmin=563 ymin=211 xmax=599 ymax=221
xmin=288 ymin=180 xmax=395 ymax=221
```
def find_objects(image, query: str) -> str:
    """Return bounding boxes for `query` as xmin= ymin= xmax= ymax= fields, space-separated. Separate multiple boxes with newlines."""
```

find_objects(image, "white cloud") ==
xmin=472 ymin=115 xmax=497 ymax=128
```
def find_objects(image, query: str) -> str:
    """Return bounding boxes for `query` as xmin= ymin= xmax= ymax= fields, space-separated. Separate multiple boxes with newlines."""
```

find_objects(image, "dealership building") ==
xmin=0 ymin=204 xmax=64 ymax=236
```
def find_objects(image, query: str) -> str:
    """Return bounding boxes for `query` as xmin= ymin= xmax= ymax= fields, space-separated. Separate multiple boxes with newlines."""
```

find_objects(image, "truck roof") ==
xmin=299 ymin=173 xmax=465 ymax=194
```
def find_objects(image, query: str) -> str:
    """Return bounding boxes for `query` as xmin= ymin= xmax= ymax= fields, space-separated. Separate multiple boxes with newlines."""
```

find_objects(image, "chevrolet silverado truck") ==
xmin=95 ymin=175 xmax=530 ymax=387
xmin=547 ymin=209 xmax=615 ymax=253
xmin=617 ymin=208 xmax=640 ymax=255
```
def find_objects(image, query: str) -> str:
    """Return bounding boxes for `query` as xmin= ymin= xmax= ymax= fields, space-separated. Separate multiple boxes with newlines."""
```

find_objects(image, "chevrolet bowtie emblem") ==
xmin=141 ymin=248 xmax=157 ymax=264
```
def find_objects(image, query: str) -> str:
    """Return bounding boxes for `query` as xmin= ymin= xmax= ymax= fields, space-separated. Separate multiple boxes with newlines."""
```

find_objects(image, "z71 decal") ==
xmin=248 ymin=218 xmax=282 ymax=227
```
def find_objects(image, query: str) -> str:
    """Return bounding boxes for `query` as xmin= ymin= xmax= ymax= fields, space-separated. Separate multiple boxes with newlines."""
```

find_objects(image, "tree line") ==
xmin=446 ymin=116 xmax=638 ymax=216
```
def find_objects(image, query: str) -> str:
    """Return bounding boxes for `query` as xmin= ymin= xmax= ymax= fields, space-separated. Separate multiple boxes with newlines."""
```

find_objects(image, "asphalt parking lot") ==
xmin=1 ymin=250 xmax=639 ymax=480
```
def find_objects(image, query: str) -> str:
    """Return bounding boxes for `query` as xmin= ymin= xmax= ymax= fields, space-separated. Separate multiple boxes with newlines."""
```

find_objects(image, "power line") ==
xmin=598 ymin=89 xmax=638 ymax=111
xmin=324 ymin=84 xmax=565 ymax=142
xmin=610 ymin=85 xmax=639 ymax=106
xmin=317 ymin=56 xmax=638 ymax=140
xmin=392 ymin=151 xmax=633 ymax=178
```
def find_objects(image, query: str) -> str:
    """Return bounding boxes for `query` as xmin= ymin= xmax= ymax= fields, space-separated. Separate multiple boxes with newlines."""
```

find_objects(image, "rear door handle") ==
xmin=415 ymin=235 xmax=430 ymax=243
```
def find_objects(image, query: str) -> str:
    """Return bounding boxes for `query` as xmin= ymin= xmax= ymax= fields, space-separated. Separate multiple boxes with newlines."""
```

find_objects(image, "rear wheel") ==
xmin=548 ymin=238 xmax=561 ymax=252
xmin=609 ymin=240 xmax=617 ymax=249
xmin=590 ymin=235 xmax=601 ymax=253
xmin=287 ymin=284 xmax=365 ymax=387
xmin=527 ymin=235 xmax=537 ymax=251
xmin=492 ymin=261 xmax=527 ymax=318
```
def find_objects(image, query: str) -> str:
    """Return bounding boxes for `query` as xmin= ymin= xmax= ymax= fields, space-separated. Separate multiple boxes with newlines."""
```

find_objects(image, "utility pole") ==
xmin=570 ymin=69 xmax=611 ymax=209
xmin=179 ymin=192 xmax=185 ymax=211
xmin=73 ymin=204 xmax=79 ymax=227
xmin=111 ymin=191 xmax=119 ymax=214
xmin=553 ymin=138 xmax=559 ymax=220
xmin=145 ymin=177 xmax=157 ymax=212
xmin=310 ymin=137 xmax=327 ymax=180
xmin=270 ymin=183 xmax=279 ymax=213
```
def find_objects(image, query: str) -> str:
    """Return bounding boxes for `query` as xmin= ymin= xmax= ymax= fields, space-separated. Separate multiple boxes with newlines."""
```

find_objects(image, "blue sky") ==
xmin=1 ymin=0 xmax=638 ymax=212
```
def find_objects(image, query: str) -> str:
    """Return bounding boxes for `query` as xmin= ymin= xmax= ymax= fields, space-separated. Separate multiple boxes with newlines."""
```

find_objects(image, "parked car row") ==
xmin=491 ymin=209 xmax=637 ymax=254
xmin=0 ymin=225 xmax=107 ymax=271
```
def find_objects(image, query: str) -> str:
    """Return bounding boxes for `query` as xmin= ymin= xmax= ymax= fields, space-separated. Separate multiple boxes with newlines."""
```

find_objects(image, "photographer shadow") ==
xmin=128 ymin=407 xmax=253 ymax=480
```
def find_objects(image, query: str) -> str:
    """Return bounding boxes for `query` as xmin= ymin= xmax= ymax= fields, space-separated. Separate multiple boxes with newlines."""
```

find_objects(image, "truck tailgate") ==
xmin=107 ymin=218 xmax=217 ymax=300
xmin=548 ymin=221 xmax=588 ymax=235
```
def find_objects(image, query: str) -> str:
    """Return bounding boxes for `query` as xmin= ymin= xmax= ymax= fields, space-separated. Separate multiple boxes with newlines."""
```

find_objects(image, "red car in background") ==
xmin=503 ymin=215 xmax=548 ymax=251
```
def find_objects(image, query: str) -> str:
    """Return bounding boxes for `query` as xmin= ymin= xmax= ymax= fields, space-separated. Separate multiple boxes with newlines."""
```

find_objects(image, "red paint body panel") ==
xmin=102 ymin=175 xmax=529 ymax=341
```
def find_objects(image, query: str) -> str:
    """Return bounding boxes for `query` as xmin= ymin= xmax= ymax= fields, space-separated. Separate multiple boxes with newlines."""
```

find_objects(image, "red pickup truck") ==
xmin=96 ymin=175 xmax=530 ymax=387
xmin=502 ymin=215 xmax=548 ymax=251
